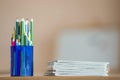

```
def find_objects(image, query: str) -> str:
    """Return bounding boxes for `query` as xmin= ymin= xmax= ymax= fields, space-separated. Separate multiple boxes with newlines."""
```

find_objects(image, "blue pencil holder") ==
xmin=10 ymin=46 xmax=33 ymax=76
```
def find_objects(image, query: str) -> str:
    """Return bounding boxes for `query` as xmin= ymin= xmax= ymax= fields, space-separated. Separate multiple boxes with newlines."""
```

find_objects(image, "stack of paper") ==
xmin=44 ymin=60 xmax=109 ymax=76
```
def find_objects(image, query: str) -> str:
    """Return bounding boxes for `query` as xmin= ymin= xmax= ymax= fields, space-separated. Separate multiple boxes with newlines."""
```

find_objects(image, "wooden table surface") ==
xmin=0 ymin=75 xmax=120 ymax=80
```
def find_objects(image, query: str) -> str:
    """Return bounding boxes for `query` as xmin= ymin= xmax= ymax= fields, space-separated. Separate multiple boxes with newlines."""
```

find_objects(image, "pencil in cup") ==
xmin=11 ymin=46 xmax=21 ymax=76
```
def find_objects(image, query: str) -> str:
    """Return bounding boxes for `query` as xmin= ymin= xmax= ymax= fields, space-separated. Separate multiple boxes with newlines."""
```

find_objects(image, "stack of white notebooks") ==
xmin=44 ymin=60 xmax=109 ymax=76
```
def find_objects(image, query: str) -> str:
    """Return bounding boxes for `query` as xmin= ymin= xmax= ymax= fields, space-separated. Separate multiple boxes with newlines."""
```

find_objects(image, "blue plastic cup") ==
xmin=11 ymin=46 xmax=33 ymax=76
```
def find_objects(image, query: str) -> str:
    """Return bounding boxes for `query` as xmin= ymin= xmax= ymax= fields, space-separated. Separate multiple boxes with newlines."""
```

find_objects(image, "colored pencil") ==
xmin=30 ymin=19 xmax=33 ymax=45
xmin=21 ymin=18 xmax=25 ymax=45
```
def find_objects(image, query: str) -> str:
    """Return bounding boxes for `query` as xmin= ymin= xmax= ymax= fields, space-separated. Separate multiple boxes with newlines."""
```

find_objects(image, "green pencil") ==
xmin=30 ymin=19 xmax=33 ymax=45
xmin=16 ymin=19 xmax=19 ymax=40
xmin=21 ymin=18 xmax=25 ymax=45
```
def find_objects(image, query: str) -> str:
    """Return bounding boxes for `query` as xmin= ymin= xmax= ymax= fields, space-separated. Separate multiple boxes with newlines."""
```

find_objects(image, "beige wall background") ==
xmin=0 ymin=0 xmax=120 ymax=75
